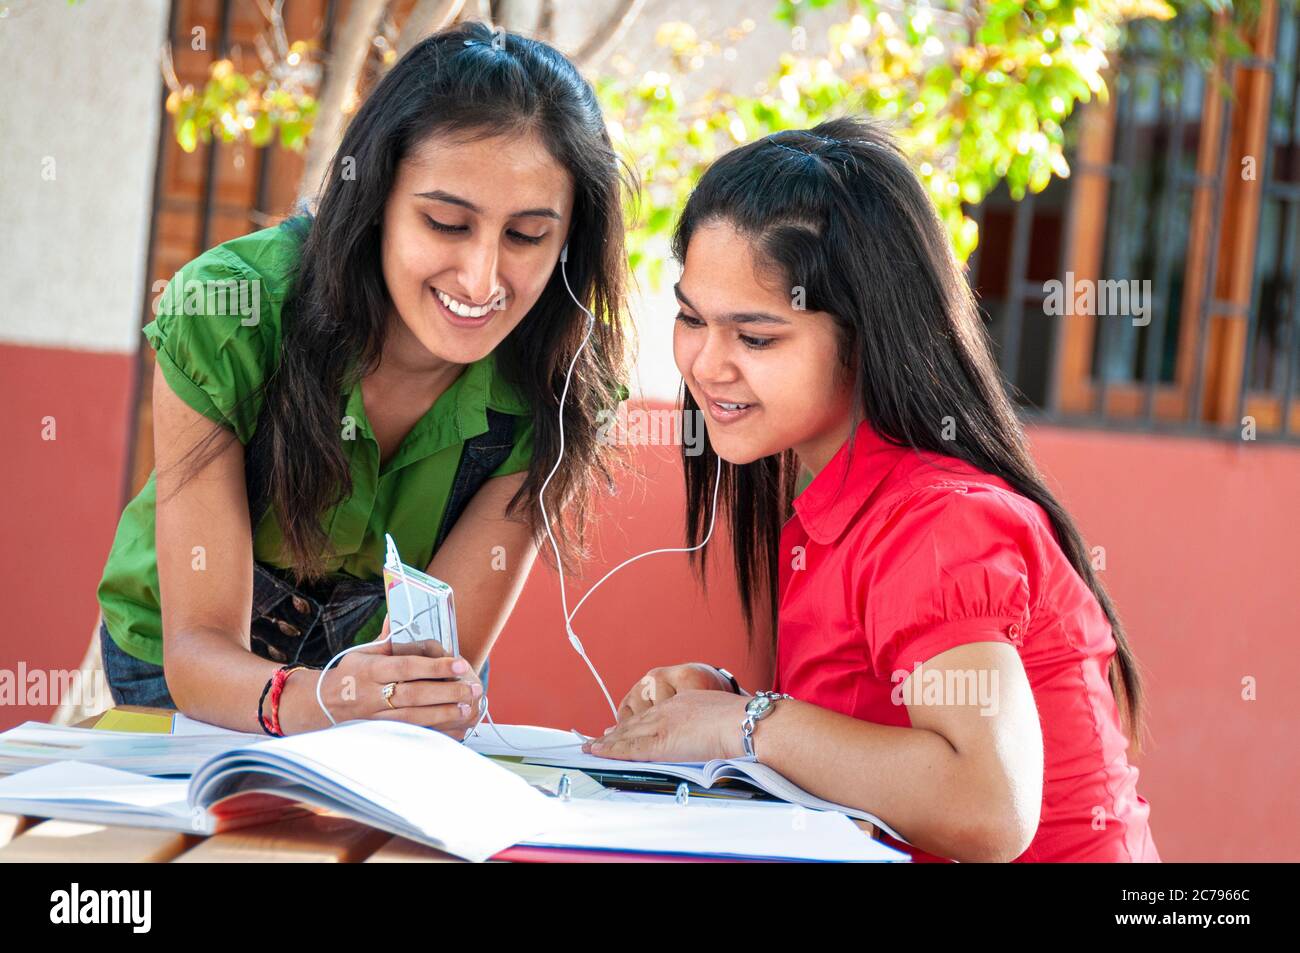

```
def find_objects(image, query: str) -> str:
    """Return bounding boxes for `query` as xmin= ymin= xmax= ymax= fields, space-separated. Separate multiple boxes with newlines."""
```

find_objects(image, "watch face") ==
xmin=745 ymin=695 xmax=772 ymax=718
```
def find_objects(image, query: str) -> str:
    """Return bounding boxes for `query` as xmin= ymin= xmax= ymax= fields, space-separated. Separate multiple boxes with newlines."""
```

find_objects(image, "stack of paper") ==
xmin=0 ymin=761 xmax=283 ymax=831
xmin=524 ymin=797 xmax=908 ymax=862
xmin=0 ymin=722 xmax=258 ymax=777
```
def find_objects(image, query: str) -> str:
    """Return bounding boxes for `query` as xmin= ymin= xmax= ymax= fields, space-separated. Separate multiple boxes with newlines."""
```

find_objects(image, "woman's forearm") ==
xmin=750 ymin=700 xmax=1024 ymax=862
xmin=164 ymin=627 xmax=284 ymax=734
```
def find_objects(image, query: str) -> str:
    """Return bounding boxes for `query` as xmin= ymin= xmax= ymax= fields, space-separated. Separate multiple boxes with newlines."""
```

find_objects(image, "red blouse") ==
xmin=772 ymin=420 xmax=1159 ymax=862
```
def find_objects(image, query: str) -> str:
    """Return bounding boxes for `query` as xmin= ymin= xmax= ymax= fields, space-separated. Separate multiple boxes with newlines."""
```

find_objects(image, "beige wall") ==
xmin=0 ymin=0 xmax=168 ymax=354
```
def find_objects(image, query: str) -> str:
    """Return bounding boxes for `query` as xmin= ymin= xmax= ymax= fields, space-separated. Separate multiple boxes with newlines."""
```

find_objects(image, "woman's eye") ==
xmin=424 ymin=215 xmax=467 ymax=234
xmin=675 ymin=311 xmax=771 ymax=348
xmin=423 ymin=216 xmax=542 ymax=245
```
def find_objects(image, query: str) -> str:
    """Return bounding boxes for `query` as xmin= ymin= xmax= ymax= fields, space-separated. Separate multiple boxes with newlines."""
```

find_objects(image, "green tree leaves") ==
xmin=597 ymin=0 xmax=1247 ymax=279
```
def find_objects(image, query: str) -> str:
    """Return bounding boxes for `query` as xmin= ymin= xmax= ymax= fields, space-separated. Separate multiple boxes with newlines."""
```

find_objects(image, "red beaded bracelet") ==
xmin=258 ymin=665 xmax=307 ymax=737
xmin=271 ymin=665 xmax=308 ymax=736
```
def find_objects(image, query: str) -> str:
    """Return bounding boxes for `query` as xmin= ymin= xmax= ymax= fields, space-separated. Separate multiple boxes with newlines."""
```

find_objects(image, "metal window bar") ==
xmin=1279 ymin=5 xmax=1300 ymax=436
xmin=1093 ymin=53 xmax=1142 ymax=420
xmin=979 ymin=149 xmax=1078 ymax=410
xmin=997 ymin=192 xmax=1035 ymax=389
xmin=1186 ymin=58 xmax=1236 ymax=432
xmin=1043 ymin=139 xmax=1081 ymax=417
xmin=1282 ymin=203 xmax=1300 ymax=434
xmin=1142 ymin=53 xmax=1190 ymax=422
xmin=1239 ymin=0 xmax=1297 ymax=439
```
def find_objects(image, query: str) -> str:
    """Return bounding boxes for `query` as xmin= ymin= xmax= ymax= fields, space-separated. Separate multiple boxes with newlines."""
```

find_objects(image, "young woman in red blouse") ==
xmin=584 ymin=117 xmax=1160 ymax=863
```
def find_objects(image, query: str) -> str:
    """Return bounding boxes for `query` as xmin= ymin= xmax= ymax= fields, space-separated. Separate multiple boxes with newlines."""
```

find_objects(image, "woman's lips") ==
xmin=704 ymin=397 xmax=758 ymax=424
xmin=431 ymin=286 xmax=501 ymax=328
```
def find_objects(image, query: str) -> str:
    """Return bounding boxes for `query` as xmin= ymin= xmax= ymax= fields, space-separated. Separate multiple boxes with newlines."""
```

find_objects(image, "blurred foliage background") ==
xmin=154 ymin=0 xmax=1261 ymax=284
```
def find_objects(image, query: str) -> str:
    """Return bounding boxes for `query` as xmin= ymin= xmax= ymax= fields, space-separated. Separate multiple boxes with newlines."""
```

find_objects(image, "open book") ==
xmin=0 ymin=720 xmax=907 ymax=862
xmin=465 ymin=723 xmax=907 ymax=843
xmin=0 ymin=720 xmax=554 ymax=861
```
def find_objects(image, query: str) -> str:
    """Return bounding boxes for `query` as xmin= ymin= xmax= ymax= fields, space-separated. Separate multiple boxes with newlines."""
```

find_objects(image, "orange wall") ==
xmin=0 ymin=343 xmax=136 ymax=727
xmin=1018 ymin=426 xmax=1300 ymax=862
xmin=2 ymin=379 xmax=1296 ymax=861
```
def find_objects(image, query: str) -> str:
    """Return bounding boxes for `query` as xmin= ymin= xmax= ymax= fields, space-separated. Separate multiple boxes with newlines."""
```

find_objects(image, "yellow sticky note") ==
xmin=92 ymin=709 xmax=174 ymax=734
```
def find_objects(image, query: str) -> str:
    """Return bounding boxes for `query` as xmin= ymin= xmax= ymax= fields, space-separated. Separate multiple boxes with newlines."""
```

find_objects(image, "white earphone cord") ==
xmin=475 ymin=251 xmax=721 ymax=751
xmin=313 ymin=248 xmax=723 ymax=750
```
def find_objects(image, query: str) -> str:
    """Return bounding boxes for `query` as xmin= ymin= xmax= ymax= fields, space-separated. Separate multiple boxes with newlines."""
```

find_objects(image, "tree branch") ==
xmin=571 ymin=0 xmax=647 ymax=70
xmin=395 ymin=0 xmax=467 ymax=59
xmin=297 ymin=0 xmax=390 ymax=206
xmin=535 ymin=0 xmax=554 ymax=42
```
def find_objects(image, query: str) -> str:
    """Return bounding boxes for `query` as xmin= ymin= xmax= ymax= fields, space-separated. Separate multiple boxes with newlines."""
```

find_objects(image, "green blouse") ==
xmin=98 ymin=222 xmax=535 ymax=665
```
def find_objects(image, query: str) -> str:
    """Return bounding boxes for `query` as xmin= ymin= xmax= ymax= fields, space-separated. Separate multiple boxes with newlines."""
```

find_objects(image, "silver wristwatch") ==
xmin=740 ymin=690 xmax=791 ymax=760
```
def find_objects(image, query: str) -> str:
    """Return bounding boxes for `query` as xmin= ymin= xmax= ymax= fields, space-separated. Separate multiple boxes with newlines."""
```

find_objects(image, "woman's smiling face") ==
xmin=673 ymin=221 xmax=857 ymax=473
xmin=380 ymin=129 xmax=575 ymax=365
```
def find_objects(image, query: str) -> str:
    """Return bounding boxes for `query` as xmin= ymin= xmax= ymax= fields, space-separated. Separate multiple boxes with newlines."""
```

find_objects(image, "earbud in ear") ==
xmin=560 ymin=242 xmax=569 ymax=264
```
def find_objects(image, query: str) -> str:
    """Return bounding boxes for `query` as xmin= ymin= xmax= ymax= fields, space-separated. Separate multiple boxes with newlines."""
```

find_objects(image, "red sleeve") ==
xmin=853 ymin=482 xmax=1039 ymax=678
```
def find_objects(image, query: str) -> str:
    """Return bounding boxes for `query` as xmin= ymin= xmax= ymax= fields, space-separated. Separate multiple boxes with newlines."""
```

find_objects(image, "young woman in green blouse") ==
xmin=96 ymin=23 xmax=630 ymax=737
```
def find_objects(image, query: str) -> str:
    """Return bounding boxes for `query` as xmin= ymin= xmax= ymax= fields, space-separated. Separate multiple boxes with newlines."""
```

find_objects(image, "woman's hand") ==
xmin=582 ymin=690 xmax=749 ymax=763
xmin=282 ymin=615 xmax=484 ymax=738
xmin=615 ymin=663 xmax=735 ymax=722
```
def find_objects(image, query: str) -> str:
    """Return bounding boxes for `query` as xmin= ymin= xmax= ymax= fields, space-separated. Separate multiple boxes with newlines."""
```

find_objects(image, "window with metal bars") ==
xmin=971 ymin=0 xmax=1299 ymax=443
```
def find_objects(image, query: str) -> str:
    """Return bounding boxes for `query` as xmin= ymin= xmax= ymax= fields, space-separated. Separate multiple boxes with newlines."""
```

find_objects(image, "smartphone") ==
xmin=382 ymin=534 xmax=459 ymax=660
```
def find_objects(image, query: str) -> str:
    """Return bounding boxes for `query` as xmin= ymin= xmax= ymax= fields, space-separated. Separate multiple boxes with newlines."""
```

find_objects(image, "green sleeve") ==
xmin=143 ymin=247 xmax=280 ymax=444
xmin=490 ymin=415 xmax=535 ymax=478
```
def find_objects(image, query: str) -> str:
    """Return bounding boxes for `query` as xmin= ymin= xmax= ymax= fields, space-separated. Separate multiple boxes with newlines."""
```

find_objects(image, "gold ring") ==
xmin=381 ymin=681 xmax=398 ymax=709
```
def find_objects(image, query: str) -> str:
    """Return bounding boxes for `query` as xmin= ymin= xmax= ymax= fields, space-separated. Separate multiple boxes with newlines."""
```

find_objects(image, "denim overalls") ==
xmin=100 ymin=407 xmax=520 ymax=709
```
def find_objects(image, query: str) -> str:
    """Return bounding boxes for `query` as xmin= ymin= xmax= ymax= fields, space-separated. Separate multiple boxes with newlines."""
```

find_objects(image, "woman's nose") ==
xmin=690 ymin=330 xmax=736 ymax=385
xmin=458 ymin=238 xmax=502 ymax=305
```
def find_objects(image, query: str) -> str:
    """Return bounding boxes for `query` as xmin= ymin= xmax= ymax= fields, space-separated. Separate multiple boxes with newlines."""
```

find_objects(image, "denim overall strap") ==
xmin=434 ymin=408 xmax=518 ymax=550
xmin=429 ymin=407 xmax=519 ymax=692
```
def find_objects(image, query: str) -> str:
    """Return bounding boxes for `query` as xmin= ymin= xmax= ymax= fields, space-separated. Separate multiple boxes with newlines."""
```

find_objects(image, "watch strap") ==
xmin=712 ymin=665 xmax=741 ymax=694
xmin=739 ymin=691 xmax=791 ymax=760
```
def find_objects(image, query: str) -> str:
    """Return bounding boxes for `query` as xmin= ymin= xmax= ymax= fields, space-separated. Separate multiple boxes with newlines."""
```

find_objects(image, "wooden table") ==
xmin=0 ymin=705 xmax=877 ymax=863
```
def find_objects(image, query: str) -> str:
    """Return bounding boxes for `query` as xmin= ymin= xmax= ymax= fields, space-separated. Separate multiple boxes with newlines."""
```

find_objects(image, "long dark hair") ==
xmin=674 ymin=116 xmax=1144 ymax=746
xmin=171 ymin=22 xmax=631 ymax=581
